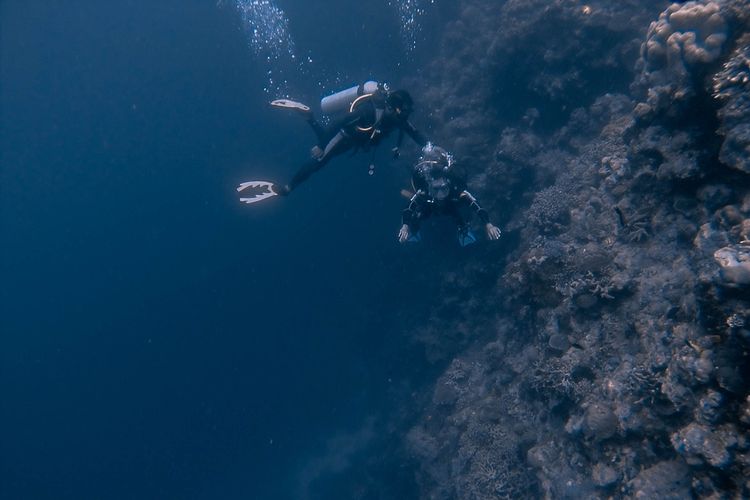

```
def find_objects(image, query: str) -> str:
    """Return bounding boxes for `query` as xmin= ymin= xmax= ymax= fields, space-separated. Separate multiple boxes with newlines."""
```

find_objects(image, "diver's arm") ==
xmin=460 ymin=190 xmax=501 ymax=239
xmin=401 ymin=121 xmax=428 ymax=148
xmin=401 ymin=192 xmax=426 ymax=230
xmin=460 ymin=190 xmax=490 ymax=224
xmin=392 ymin=129 xmax=405 ymax=158
xmin=392 ymin=122 xmax=426 ymax=158
xmin=401 ymin=194 xmax=420 ymax=226
xmin=399 ymin=203 xmax=416 ymax=243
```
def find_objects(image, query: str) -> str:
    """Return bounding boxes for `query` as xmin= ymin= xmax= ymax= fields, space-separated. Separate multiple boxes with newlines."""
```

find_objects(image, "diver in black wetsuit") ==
xmin=271 ymin=84 xmax=427 ymax=196
xmin=398 ymin=144 xmax=502 ymax=246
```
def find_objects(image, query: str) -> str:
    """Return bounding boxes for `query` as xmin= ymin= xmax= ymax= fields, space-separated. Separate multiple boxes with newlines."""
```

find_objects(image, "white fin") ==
xmin=237 ymin=181 xmax=277 ymax=204
xmin=270 ymin=99 xmax=310 ymax=112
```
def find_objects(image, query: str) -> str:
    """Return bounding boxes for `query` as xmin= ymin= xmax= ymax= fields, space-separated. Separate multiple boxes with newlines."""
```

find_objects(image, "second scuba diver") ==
xmin=269 ymin=81 xmax=428 ymax=196
xmin=398 ymin=143 xmax=502 ymax=246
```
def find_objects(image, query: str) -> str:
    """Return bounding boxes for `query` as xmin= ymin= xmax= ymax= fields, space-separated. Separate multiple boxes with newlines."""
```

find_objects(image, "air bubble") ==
xmin=230 ymin=0 xmax=297 ymax=96
xmin=387 ymin=0 xmax=434 ymax=53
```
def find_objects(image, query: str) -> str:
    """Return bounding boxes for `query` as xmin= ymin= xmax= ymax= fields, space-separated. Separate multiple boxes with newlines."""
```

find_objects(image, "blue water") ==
xmin=1 ymin=1 xmax=457 ymax=499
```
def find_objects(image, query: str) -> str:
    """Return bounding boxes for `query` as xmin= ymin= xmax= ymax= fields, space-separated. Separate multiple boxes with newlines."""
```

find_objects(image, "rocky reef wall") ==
xmin=407 ymin=1 xmax=750 ymax=498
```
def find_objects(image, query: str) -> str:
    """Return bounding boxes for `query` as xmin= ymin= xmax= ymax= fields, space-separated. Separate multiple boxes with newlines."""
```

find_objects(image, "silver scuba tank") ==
xmin=320 ymin=80 xmax=380 ymax=116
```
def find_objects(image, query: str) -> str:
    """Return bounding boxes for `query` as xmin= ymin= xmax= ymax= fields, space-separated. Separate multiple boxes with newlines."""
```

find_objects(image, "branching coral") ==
xmin=454 ymin=422 xmax=536 ymax=499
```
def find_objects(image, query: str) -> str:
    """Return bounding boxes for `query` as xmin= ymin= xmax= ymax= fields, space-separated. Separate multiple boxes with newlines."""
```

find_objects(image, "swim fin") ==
xmin=237 ymin=180 xmax=277 ymax=204
xmin=270 ymin=99 xmax=311 ymax=115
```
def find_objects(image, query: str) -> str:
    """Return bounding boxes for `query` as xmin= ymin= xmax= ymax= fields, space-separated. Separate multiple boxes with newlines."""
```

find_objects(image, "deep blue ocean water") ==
xmin=1 ymin=1 xmax=461 ymax=499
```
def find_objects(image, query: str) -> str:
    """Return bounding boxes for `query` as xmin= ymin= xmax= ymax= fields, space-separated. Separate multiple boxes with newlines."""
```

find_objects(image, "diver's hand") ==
xmin=398 ymin=224 xmax=411 ymax=243
xmin=486 ymin=223 xmax=501 ymax=240
xmin=391 ymin=147 xmax=400 ymax=159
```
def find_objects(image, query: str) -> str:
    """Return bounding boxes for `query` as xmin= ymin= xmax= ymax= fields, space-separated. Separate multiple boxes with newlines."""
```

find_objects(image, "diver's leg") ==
xmin=280 ymin=158 xmax=325 ymax=194
xmin=305 ymin=117 xmax=330 ymax=146
xmin=280 ymin=131 xmax=352 ymax=194
xmin=270 ymin=99 xmax=326 ymax=145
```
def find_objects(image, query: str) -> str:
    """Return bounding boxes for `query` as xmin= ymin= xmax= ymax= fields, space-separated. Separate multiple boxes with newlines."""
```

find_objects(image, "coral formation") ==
xmin=633 ymin=1 xmax=728 ymax=119
xmin=400 ymin=1 xmax=750 ymax=497
xmin=714 ymin=34 xmax=750 ymax=173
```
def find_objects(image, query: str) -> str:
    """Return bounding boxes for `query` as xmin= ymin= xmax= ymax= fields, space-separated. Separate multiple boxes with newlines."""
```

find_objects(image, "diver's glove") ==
xmin=486 ymin=223 xmax=502 ymax=240
xmin=391 ymin=147 xmax=400 ymax=159
xmin=398 ymin=224 xmax=411 ymax=243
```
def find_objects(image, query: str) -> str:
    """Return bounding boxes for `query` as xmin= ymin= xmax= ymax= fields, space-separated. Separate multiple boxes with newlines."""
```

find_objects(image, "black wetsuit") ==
xmin=402 ymin=167 xmax=489 ymax=234
xmin=286 ymin=92 xmax=427 ymax=192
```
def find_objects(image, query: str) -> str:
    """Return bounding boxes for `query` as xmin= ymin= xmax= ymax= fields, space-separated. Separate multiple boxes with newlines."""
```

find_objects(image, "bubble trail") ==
xmin=228 ymin=0 xmax=297 ymax=96
xmin=388 ymin=0 xmax=435 ymax=53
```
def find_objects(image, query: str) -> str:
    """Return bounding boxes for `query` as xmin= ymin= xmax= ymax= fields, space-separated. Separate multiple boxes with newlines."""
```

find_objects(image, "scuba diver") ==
xmin=398 ymin=143 xmax=502 ymax=246
xmin=236 ymin=81 xmax=428 ymax=204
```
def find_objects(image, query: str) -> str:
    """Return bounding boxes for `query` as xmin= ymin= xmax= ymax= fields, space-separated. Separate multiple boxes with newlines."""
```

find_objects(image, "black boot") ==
xmin=272 ymin=183 xmax=291 ymax=196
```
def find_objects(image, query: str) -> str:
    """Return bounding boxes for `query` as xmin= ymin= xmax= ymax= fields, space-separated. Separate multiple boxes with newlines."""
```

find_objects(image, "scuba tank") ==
xmin=320 ymin=81 xmax=381 ymax=116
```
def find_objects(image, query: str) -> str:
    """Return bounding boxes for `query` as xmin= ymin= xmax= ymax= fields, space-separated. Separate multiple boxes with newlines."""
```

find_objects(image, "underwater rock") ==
xmin=666 ymin=342 xmax=715 ymax=395
xmin=548 ymin=333 xmax=570 ymax=351
xmin=574 ymin=293 xmax=599 ymax=309
xmin=583 ymin=403 xmax=619 ymax=441
xmin=627 ymin=460 xmax=691 ymax=499
xmin=713 ymin=35 xmax=750 ymax=174
xmin=566 ymin=402 xmax=620 ymax=441
xmin=591 ymin=463 xmax=620 ymax=488
xmin=495 ymin=127 xmax=543 ymax=167
xmin=714 ymin=341 xmax=747 ymax=394
xmin=740 ymin=395 xmax=750 ymax=425
xmin=713 ymin=204 xmax=745 ymax=229
xmin=600 ymin=154 xmax=631 ymax=188
xmin=697 ymin=389 xmax=724 ymax=423
xmin=527 ymin=440 xmax=594 ymax=499
xmin=433 ymin=380 xmax=460 ymax=407
xmin=714 ymin=245 xmax=750 ymax=285
xmin=697 ymin=184 xmax=734 ymax=211
xmin=694 ymin=222 xmax=731 ymax=253
xmin=672 ymin=422 xmax=738 ymax=468
xmin=629 ymin=125 xmax=703 ymax=179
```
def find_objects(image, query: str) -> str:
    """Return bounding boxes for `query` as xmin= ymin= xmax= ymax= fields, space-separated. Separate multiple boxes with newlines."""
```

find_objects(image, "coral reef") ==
xmin=633 ymin=1 xmax=728 ymax=119
xmin=713 ymin=34 xmax=750 ymax=173
xmin=402 ymin=1 xmax=750 ymax=498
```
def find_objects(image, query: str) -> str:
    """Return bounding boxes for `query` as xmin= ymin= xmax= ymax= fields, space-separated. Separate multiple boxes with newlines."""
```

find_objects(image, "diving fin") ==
xmin=237 ymin=180 xmax=277 ymax=204
xmin=270 ymin=99 xmax=311 ymax=115
xmin=457 ymin=230 xmax=477 ymax=247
